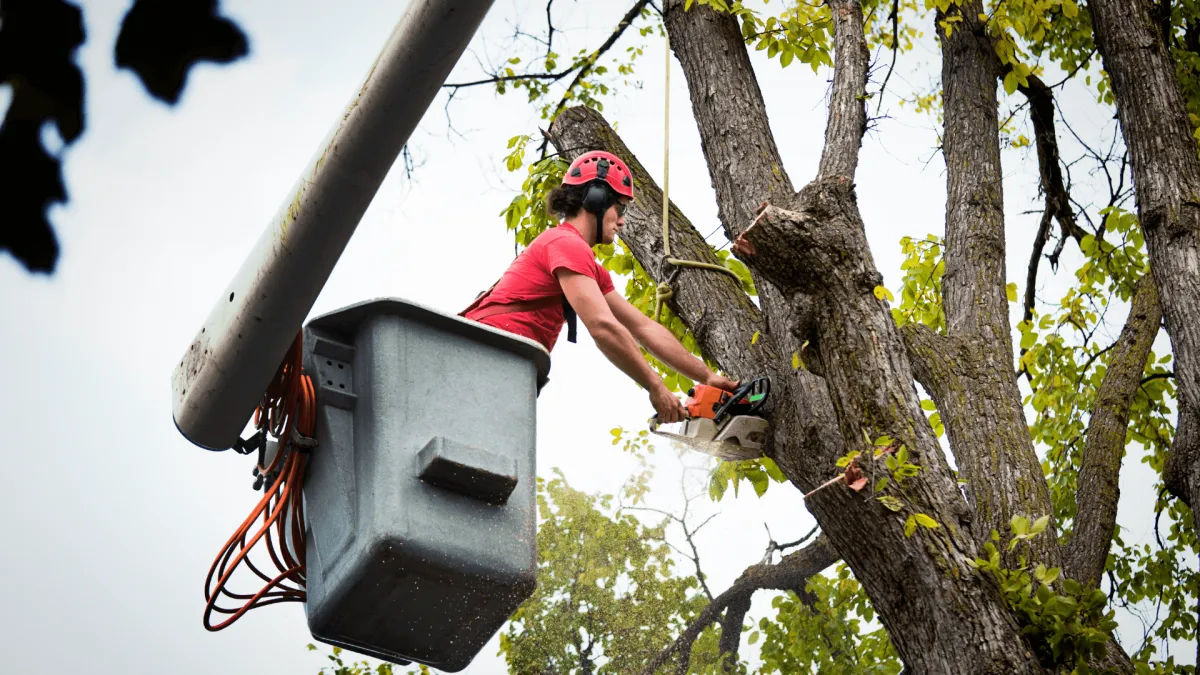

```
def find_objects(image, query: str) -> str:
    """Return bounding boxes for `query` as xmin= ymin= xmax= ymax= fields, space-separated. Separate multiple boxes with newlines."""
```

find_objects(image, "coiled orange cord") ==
xmin=203 ymin=333 xmax=316 ymax=631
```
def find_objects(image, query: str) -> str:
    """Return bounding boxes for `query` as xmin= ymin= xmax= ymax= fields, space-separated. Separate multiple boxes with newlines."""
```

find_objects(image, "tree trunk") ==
xmin=1087 ymin=0 xmax=1200 ymax=523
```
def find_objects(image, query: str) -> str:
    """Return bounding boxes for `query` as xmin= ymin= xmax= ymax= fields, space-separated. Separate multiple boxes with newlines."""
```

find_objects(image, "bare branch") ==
xmin=538 ymin=0 xmax=653 ymax=155
xmin=638 ymin=535 xmax=840 ymax=675
xmin=623 ymin=501 xmax=719 ymax=602
xmin=874 ymin=0 xmax=901 ymax=116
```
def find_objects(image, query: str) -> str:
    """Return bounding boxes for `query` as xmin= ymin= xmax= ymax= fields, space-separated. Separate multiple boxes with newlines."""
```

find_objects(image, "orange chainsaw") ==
xmin=649 ymin=376 xmax=770 ymax=460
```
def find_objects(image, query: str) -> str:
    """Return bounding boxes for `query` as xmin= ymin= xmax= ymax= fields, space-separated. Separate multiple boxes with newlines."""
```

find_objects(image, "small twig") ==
xmin=536 ymin=0 xmax=653 ymax=157
xmin=1140 ymin=371 xmax=1175 ymax=386
xmin=874 ymin=0 xmax=900 ymax=116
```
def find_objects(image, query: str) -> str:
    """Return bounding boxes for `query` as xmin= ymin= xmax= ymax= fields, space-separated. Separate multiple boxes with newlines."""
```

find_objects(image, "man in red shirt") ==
xmin=464 ymin=151 xmax=737 ymax=423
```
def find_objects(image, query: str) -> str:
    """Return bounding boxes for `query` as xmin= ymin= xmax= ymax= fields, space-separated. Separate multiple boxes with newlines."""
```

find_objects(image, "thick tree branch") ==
xmin=1089 ymin=0 xmax=1200 ymax=528
xmin=663 ymin=0 xmax=794 ymax=232
xmin=662 ymin=0 xmax=807 ymax=355
xmin=639 ymin=535 xmax=840 ymax=675
xmin=735 ymin=183 xmax=1046 ymax=673
xmin=1067 ymin=275 xmax=1162 ymax=589
xmin=818 ymin=0 xmax=870 ymax=180
xmin=935 ymin=0 xmax=1060 ymax=568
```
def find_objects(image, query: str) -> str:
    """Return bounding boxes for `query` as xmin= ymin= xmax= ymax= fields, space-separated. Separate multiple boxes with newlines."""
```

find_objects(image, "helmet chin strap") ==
xmin=586 ymin=207 xmax=606 ymax=246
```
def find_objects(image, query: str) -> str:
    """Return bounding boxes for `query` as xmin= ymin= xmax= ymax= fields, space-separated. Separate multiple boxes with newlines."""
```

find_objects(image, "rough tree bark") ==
xmin=906 ymin=0 xmax=1061 ymax=569
xmin=547 ymin=0 xmax=1157 ymax=670
xmin=1087 ymin=0 xmax=1200 ymax=527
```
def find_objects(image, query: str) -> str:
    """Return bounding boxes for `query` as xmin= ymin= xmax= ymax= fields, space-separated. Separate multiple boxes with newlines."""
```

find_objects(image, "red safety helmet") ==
xmin=562 ymin=151 xmax=635 ymax=199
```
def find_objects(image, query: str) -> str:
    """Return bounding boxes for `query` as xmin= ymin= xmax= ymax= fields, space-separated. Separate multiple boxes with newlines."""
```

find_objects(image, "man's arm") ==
xmin=556 ymin=270 xmax=687 ymax=422
xmin=606 ymin=291 xmax=738 ymax=391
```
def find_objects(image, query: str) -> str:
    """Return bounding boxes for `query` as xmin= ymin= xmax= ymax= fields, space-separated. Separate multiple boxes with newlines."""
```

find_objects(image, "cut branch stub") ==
xmin=735 ymin=180 xmax=881 ymax=299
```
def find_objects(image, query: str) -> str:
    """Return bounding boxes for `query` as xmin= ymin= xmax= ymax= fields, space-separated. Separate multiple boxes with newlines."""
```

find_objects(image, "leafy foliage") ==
xmin=499 ymin=470 xmax=717 ymax=674
xmin=889 ymin=235 xmax=947 ymax=332
xmin=1019 ymin=208 xmax=1197 ymax=666
xmin=969 ymin=521 xmax=1118 ymax=672
xmin=757 ymin=564 xmax=901 ymax=674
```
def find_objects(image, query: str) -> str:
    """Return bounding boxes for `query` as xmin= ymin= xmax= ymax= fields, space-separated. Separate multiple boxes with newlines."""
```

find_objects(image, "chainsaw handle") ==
xmin=649 ymin=411 xmax=692 ymax=431
xmin=713 ymin=376 xmax=770 ymax=425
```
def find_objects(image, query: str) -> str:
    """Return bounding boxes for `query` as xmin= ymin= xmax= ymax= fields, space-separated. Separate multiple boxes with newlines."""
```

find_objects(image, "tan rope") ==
xmin=653 ymin=33 xmax=743 ymax=323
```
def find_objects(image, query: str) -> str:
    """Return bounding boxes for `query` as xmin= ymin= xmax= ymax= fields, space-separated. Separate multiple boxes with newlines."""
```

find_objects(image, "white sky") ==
xmin=0 ymin=0 xmax=1190 ymax=673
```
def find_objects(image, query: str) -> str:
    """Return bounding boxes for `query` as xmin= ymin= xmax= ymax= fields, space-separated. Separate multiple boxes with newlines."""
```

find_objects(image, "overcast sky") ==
xmin=0 ymin=1 xmax=1189 ymax=673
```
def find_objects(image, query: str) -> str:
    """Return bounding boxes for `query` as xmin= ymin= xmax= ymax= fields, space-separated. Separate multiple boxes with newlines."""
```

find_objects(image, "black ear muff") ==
xmin=581 ymin=182 xmax=614 ymax=246
xmin=581 ymin=183 xmax=611 ymax=213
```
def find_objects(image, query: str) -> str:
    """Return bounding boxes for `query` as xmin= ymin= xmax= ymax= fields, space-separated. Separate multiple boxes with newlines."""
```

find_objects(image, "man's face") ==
xmin=601 ymin=198 xmax=631 ymax=245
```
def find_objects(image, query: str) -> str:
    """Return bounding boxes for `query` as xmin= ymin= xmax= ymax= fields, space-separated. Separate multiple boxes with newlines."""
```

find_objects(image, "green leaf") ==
xmin=1030 ymin=514 xmax=1050 ymax=536
xmin=751 ymin=330 xmax=760 ymax=345
xmin=873 ymin=285 xmax=895 ymax=302
xmin=1011 ymin=515 xmax=1029 ymax=536
xmin=1006 ymin=282 xmax=1018 ymax=302
xmin=877 ymin=495 xmax=905 ymax=512
xmin=904 ymin=515 xmax=918 ymax=537
xmin=914 ymin=513 xmax=939 ymax=529
xmin=761 ymin=457 xmax=787 ymax=482
xmin=792 ymin=351 xmax=801 ymax=370
xmin=748 ymin=468 xmax=770 ymax=497
xmin=1004 ymin=71 xmax=1018 ymax=96
xmin=920 ymin=399 xmax=937 ymax=411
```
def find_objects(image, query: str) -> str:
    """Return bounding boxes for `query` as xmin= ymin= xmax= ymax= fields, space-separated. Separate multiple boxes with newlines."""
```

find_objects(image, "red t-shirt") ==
xmin=466 ymin=223 xmax=615 ymax=351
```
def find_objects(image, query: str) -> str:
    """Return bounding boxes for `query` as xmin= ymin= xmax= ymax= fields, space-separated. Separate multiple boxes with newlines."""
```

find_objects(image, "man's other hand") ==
xmin=651 ymin=385 xmax=687 ymax=423
xmin=705 ymin=373 xmax=739 ymax=392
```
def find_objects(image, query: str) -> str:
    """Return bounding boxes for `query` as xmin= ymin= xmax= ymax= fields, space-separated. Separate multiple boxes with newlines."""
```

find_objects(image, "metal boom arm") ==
xmin=171 ymin=0 xmax=497 ymax=450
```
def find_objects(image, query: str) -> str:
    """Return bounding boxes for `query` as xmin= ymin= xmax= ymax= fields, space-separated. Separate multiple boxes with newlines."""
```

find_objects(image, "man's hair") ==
xmin=545 ymin=182 xmax=588 ymax=219
xmin=546 ymin=181 xmax=620 ymax=220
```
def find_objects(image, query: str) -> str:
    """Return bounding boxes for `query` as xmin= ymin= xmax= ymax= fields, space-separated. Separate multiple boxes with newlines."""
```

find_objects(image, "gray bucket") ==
xmin=300 ymin=298 xmax=550 ymax=671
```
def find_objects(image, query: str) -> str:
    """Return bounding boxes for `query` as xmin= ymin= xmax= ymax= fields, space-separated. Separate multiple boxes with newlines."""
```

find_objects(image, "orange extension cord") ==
xmin=203 ymin=333 xmax=316 ymax=631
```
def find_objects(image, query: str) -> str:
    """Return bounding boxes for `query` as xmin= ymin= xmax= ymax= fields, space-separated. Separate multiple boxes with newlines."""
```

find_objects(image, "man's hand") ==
xmin=650 ymin=384 xmax=687 ymax=423
xmin=705 ymin=373 xmax=739 ymax=392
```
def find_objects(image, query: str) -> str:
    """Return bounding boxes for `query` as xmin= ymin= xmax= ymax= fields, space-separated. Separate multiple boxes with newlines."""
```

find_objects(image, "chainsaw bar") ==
xmin=650 ymin=415 xmax=769 ymax=461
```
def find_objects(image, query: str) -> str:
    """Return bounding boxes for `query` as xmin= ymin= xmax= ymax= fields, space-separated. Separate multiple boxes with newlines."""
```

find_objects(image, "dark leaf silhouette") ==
xmin=0 ymin=0 xmax=248 ymax=273
xmin=115 ymin=0 xmax=249 ymax=105
xmin=0 ymin=0 xmax=85 ymax=273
